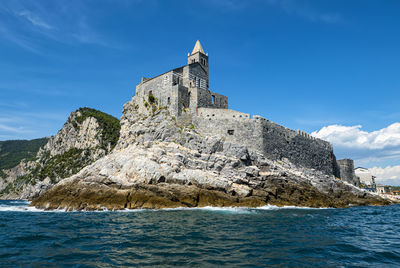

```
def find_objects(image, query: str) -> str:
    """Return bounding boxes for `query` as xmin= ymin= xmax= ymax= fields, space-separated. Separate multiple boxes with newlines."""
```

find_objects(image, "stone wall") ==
xmin=193 ymin=108 xmax=262 ymax=152
xmin=193 ymin=108 xmax=335 ymax=174
xmin=336 ymin=159 xmax=360 ymax=186
xmin=135 ymin=71 xmax=186 ymax=117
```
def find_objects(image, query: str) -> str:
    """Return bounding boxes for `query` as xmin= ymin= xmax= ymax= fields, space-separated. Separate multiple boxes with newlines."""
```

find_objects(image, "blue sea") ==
xmin=0 ymin=200 xmax=400 ymax=267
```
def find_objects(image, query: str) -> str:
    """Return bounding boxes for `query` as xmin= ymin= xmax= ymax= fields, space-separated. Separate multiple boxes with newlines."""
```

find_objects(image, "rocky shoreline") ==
xmin=31 ymin=177 xmax=389 ymax=211
xmin=30 ymin=98 xmax=390 ymax=210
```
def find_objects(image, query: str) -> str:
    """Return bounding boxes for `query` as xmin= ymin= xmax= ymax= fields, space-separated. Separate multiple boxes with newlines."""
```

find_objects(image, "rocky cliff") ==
xmin=31 ymin=97 xmax=389 ymax=210
xmin=0 ymin=107 xmax=120 ymax=199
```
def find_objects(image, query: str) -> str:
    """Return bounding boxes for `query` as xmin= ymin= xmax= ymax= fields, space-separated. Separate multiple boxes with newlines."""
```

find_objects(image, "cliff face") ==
xmin=31 ymin=97 xmax=389 ymax=210
xmin=0 ymin=108 xmax=120 ymax=199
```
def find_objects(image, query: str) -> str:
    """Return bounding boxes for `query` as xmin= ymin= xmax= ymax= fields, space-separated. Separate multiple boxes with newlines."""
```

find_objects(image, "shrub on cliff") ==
xmin=0 ymin=138 xmax=49 ymax=172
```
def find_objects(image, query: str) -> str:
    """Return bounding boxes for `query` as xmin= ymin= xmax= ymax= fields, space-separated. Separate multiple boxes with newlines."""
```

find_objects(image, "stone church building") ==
xmin=133 ymin=41 xmax=358 ymax=183
xmin=135 ymin=40 xmax=227 ymax=117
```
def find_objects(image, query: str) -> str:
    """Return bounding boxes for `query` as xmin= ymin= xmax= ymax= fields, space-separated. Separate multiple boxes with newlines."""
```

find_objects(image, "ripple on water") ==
xmin=0 ymin=201 xmax=400 ymax=266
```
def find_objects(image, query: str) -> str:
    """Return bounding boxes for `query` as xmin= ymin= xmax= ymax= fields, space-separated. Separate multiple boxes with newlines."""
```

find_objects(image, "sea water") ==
xmin=0 ymin=200 xmax=400 ymax=267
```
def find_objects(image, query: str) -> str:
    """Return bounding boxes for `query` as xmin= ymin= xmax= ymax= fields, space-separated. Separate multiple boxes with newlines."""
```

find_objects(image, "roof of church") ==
xmin=191 ymin=40 xmax=205 ymax=55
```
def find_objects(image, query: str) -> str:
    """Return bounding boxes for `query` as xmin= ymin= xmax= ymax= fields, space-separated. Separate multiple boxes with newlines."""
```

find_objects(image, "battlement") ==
xmin=196 ymin=108 xmax=331 ymax=147
xmin=193 ymin=107 xmax=334 ymax=174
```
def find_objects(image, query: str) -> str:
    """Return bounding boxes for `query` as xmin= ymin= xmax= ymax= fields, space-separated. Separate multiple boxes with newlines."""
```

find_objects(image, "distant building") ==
xmin=355 ymin=167 xmax=376 ymax=189
xmin=376 ymin=185 xmax=389 ymax=194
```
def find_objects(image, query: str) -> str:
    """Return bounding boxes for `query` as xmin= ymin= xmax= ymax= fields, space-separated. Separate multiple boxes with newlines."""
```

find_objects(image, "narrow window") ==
xmin=212 ymin=95 xmax=215 ymax=104
xmin=227 ymin=130 xmax=234 ymax=135
xmin=167 ymin=97 xmax=170 ymax=105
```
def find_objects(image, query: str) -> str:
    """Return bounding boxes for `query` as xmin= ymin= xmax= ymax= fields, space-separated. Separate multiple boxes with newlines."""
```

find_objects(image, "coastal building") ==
xmin=135 ymin=40 xmax=227 ymax=118
xmin=355 ymin=167 xmax=376 ymax=190
xmin=134 ymin=40 xmax=358 ymax=180
xmin=376 ymin=185 xmax=389 ymax=194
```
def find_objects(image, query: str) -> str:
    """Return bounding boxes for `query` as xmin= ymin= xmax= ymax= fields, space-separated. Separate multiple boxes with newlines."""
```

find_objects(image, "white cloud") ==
xmin=312 ymin=122 xmax=400 ymax=170
xmin=369 ymin=166 xmax=400 ymax=186
xmin=18 ymin=10 xmax=53 ymax=29
xmin=0 ymin=123 xmax=32 ymax=134
xmin=264 ymin=0 xmax=343 ymax=24
xmin=312 ymin=123 xmax=400 ymax=150
xmin=0 ymin=1 xmax=122 ymax=53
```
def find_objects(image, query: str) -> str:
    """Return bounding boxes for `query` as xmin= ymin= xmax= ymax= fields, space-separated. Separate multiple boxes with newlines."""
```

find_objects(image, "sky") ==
xmin=1 ymin=0 xmax=400 ymax=184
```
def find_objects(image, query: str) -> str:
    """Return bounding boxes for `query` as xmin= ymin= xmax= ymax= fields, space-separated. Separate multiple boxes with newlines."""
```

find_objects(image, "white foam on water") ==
xmin=0 ymin=201 xmax=68 ymax=213
xmin=0 ymin=201 xmax=333 ymax=213
xmin=256 ymin=204 xmax=331 ymax=210
xmin=0 ymin=204 xmax=43 ymax=212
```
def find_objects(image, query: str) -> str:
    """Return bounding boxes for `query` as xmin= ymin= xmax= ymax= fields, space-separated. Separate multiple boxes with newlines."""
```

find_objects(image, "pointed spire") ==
xmin=191 ymin=40 xmax=205 ymax=55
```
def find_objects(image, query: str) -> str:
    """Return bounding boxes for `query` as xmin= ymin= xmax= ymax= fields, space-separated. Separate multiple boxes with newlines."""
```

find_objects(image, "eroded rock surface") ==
xmin=31 ymin=98 xmax=389 ymax=210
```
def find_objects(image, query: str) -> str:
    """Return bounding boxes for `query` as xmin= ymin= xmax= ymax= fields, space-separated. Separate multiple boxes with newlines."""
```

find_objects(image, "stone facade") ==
xmin=135 ymin=40 xmax=227 ymax=117
xmin=193 ymin=108 xmax=334 ymax=174
xmin=355 ymin=167 xmax=376 ymax=189
xmin=133 ymin=40 xmax=357 ymax=177
xmin=336 ymin=159 xmax=360 ymax=186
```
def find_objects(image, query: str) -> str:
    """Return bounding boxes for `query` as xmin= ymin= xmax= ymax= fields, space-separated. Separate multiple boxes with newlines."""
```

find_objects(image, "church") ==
xmin=135 ymin=40 xmax=228 ymax=117
xmin=133 ymin=41 xmax=356 ymax=181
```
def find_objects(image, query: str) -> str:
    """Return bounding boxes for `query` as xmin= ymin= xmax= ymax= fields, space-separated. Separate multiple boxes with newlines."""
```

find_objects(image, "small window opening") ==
xmin=227 ymin=130 xmax=234 ymax=135
xmin=212 ymin=95 xmax=215 ymax=104
xmin=191 ymin=59 xmax=195 ymax=63
xmin=167 ymin=97 xmax=170 ymax=105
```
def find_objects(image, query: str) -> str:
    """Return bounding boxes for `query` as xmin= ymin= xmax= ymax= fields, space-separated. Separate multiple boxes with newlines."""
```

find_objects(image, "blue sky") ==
xmin=1 ymin=0 xmax=400 ymax=184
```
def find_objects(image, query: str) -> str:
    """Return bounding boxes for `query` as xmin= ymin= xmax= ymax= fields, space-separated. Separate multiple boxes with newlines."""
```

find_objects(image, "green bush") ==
xmin=0 ymin=138 xmax=48 ymax=171
xmin=0 ymin=169 xmax=7 ymax=179
xmin=19 ymin=148 xmax=93 ymax=185
xmin=148 ymin=94 xmax=156 ymax=104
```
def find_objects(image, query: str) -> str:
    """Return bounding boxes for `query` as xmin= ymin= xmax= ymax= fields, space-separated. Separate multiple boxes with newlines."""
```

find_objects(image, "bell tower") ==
xmin=187 ymin=40 xmax=209 ymax=75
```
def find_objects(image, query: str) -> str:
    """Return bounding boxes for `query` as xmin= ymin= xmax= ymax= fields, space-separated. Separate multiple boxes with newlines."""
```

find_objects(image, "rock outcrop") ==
xmin=31 ymin=98 xmax=389 ymax=210
xmin=0 ymin=107 xmax=120 ymax=199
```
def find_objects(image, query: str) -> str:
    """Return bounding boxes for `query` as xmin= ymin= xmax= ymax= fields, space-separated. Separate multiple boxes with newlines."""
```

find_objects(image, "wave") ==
xmin=0 ymin=201 xmax=332 ymax=213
